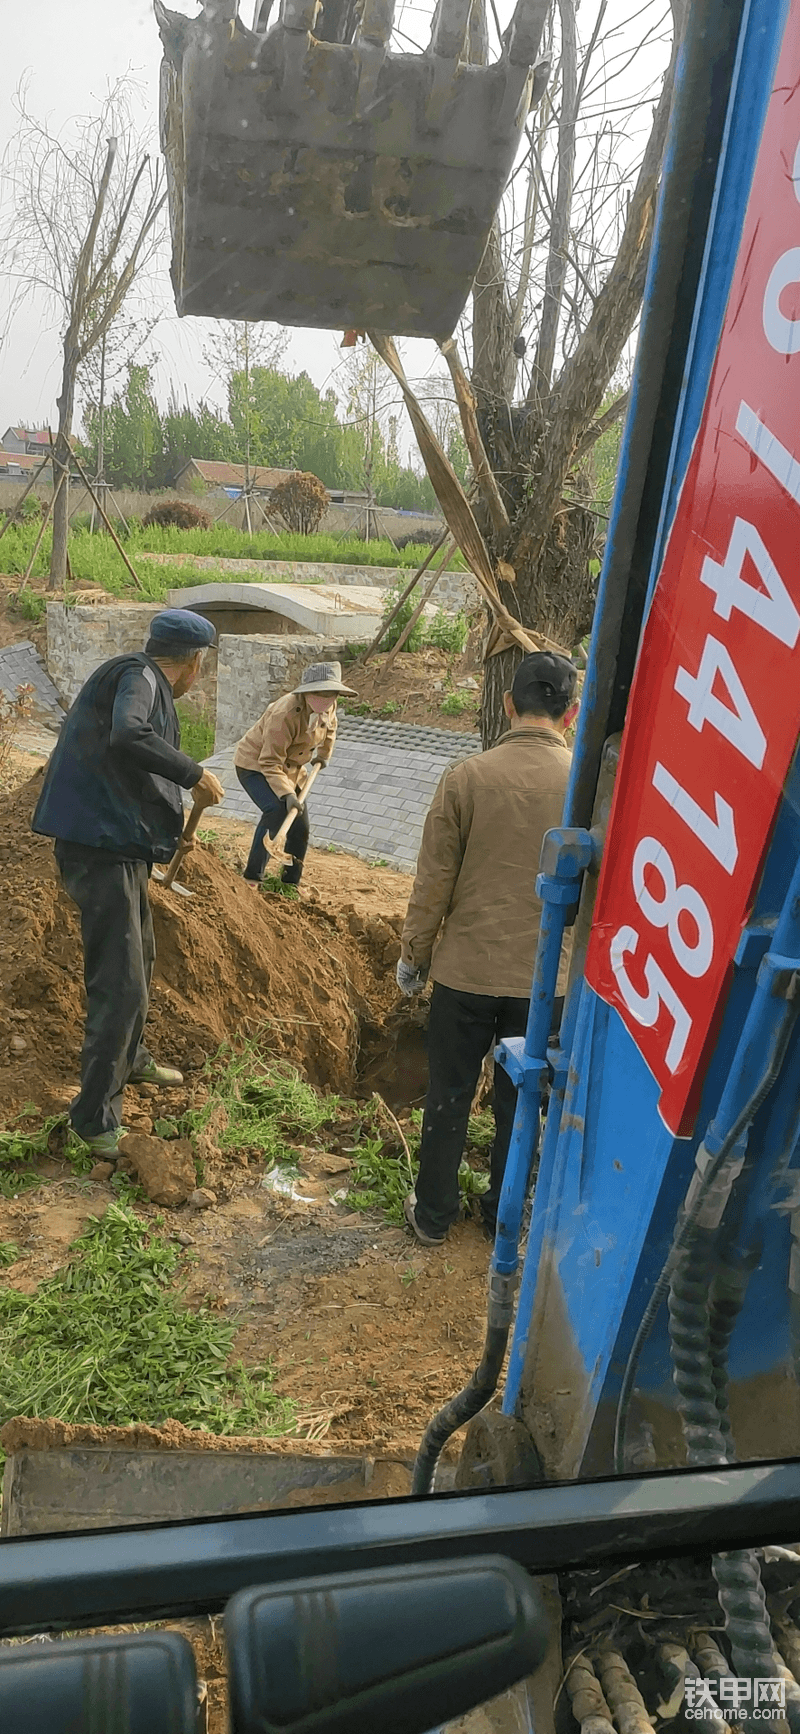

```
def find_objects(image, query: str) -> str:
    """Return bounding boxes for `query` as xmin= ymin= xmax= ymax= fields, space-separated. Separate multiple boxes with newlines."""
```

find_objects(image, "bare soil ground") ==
xmin=341 ymin=643 xmax=484 ymax=733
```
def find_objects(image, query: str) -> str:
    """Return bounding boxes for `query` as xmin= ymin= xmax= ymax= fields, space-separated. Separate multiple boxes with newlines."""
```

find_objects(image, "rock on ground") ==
xmin=118 ymin=1134 xmax=196 ymax=1207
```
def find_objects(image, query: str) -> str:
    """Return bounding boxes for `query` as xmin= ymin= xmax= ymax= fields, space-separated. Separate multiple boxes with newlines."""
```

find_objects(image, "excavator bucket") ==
xmin=155 ymin=0 xmax=549 ymax=339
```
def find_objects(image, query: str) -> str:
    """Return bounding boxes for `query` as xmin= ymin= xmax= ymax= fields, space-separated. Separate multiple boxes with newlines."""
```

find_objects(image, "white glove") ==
xmin=396 ymin=959 xmax=428 ymax=997
xmin=285 ymin=790 xmax=305 ymax=816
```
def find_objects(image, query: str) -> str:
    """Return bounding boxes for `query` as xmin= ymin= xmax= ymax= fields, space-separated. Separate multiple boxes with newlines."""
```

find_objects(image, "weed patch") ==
xmin=0 ymin=1111 xmax=68 ymax=1197
xmin=176 ymin=702 xmax=215 ymax=762
xmin=440 ymin=691 xmax=477 ymax=716
xmin=0 ymin=1203 xmax=293 ymax=1441
xmin=344 ymin=1103 xmax=488 ymax=1224
xmin=184 ymin=1043 xmax=339 ymax=1165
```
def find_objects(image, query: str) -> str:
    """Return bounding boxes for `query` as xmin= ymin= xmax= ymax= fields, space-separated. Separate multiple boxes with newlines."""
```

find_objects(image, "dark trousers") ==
xmin=236 ymin=768 xmax=310 ymax=884
xmin=55 ymin=841 xmax=155 ymax=1139
xmin=415 ymin=983 xmax=530 ymax=1239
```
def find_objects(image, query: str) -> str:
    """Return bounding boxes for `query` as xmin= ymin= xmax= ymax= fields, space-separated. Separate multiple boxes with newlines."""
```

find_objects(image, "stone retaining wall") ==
xmin=45 ymin=604 xmax=350 ymax=751
xmin=215 ymin=634 xmax=347 ymax=750
xmin=45 ymin=603 xmax=219 ymax=716
xmin=138 ymin=553 xmax=481 ymax=617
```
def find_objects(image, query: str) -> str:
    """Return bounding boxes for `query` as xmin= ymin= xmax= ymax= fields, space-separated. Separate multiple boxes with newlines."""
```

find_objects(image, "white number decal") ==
xmin=699 ymin=517 xmax=800 ymax=648
xmin=652 ymin=762 xmax=738 ymax=874
xmin=736 ymin=402 xmax=800 ymax=509
xmin=632 ymin=837 xmax=714 ymax=977
xmin=610 ymin=926 xmax=692 ymax=1073
xmin=674 ymin=636 xmax=766 ymax=769
xmin=763 ymin=248 xmax=800 ymax=356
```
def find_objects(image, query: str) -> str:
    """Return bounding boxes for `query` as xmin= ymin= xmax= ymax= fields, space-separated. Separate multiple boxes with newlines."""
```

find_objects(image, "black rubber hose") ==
xmin=708 ymin=1254 xmax=759 ymax=1457
xmin=667 ymin=1236 xmax=729 ymax=1467
xmin=614 ymin=1005 xmax=798 ymax=1471
xmin=411 ymin=1322 xmax=510 ymax=1496
xmin=412 ymin=1268 xmax=517 ymax=1495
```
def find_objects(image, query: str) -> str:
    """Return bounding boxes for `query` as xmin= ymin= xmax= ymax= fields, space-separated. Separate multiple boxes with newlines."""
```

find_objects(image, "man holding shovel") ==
xmin=397 ymin=652 xmax=578 ymax=1246
xmin=32 ymin=608 xmax=224 ymax=1156
xmin=234 ymin=660 xmax=355 ymax=890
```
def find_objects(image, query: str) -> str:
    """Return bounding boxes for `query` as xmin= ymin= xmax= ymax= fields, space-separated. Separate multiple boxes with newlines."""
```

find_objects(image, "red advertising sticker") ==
xmin=584 ymin=5 xmax=800 ymax=1137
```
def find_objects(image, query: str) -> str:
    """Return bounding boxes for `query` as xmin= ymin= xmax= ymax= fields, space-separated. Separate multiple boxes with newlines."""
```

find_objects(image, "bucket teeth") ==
xmin=157 ymin=0 xmax=552 ymax=335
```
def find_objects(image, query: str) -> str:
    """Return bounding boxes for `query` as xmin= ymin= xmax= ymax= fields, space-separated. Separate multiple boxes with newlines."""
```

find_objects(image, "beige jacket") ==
xmin=234 ymin=692 xmax=337 ymax=797
xmin=401 ymin=725 xmax=572 ymax=998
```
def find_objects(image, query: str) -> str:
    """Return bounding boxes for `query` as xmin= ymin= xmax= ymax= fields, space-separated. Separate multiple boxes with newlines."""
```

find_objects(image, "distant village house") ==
xmin=174 ymin=457 xmax=368 ymax=509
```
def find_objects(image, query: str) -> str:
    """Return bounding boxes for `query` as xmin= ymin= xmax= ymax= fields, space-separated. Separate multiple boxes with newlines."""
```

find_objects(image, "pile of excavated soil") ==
xmin=0 ymin=772 xmax=411 ymax=1125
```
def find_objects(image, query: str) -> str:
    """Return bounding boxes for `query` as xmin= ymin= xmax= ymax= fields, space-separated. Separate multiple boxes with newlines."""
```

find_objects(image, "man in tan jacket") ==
xmin=234 ymin=660 xmax=355 ymax=887
xmin=397 ymin=651 xmax=578 ymax=1245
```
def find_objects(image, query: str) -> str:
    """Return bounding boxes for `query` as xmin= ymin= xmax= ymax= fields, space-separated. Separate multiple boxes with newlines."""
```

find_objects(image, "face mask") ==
xmin=306 ymin=694 xmax=333 ymax=714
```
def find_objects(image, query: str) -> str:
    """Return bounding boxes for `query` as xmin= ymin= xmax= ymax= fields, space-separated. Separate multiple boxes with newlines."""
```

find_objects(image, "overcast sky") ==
xmin=0 ymin=1 xmax=668 ymax=446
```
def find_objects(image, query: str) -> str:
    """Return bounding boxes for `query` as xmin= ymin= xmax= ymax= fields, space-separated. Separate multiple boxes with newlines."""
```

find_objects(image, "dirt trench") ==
xmin=0 ymin=772 xmax=428 ymax=1127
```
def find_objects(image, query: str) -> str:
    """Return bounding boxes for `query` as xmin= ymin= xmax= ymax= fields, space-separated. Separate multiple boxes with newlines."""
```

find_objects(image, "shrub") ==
xmin=379 ymin=582 xmax=425 ymax=652
xmin=142 ymin=498 xmax=212 ymax=531
xmin=425 ymin=609 xmax=468 ymax=653
xmin=2 ymin=494 xmax=43 ymax=526
xmin=270 ymin=472 xmax=329 ymax=536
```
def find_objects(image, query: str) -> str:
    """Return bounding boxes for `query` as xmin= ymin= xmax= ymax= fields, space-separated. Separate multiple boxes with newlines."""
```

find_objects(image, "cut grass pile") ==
xmin=0 ymin=1203 xmax=293 ymax=1444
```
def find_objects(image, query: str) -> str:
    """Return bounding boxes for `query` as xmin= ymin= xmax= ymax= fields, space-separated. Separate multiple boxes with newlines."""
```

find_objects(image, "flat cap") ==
xmin=148 ymin=608 xmax=216 ymax=650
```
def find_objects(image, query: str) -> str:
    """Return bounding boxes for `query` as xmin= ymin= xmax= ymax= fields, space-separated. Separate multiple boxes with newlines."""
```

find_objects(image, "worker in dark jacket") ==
xmin=32 ymin=608 xmax=224 ymax=1156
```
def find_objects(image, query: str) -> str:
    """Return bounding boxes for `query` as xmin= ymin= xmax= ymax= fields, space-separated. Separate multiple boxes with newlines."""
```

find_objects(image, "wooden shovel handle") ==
xmin=270 ymin=761 xmax=322 ymax=857
xmin=160 ymin=792 xmax=216 ymax=890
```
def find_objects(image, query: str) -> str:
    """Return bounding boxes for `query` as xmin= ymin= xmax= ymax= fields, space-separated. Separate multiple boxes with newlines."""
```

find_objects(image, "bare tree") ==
xmin=388 ymin=0 xmax=685 ymax=743
xmin=2 ymin=82 xmax=167 ymax=586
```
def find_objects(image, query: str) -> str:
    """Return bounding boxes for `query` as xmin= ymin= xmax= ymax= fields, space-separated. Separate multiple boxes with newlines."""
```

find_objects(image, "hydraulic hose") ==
xmin=411 ymin=1266 xmax=517 ymax=1496
xmin=613 ymin=1003 xmax=798 ymax=1473
xmin=667 ymin=1234 xmax=729 ymax=1467
xmin=665 ymin=1047 xmax=798 ymax=1732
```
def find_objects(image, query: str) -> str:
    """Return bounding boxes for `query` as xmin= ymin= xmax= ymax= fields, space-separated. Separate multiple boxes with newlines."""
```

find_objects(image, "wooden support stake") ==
xmin=363 ymin=528 xmax=452 ymax=662
xmin=69 ymin=451 xmax=145 ymax=592
xmin=439 ymin=337 xmax=511 ymax=540
xmin=380 ymin=536 xmax=457 ymax=678
xmin=0 ymin=451 xmax=54 ymax=543
xmin=20 ymin=472 xmax=64 ymax=586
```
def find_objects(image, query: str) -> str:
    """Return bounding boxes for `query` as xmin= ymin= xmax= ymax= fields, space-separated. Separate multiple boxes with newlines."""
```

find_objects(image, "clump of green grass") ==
xmin=8 ymin=588 xmax=47 ymax=624
xmin=344 ymin=1103 xmax=487 ymax=1225
xmin=0 ymin=1110 xmax=70 ymax=1198
xmin=425 ymin=609 xmax=469 ymax=653
xmin=0 ymin=1242 xmax=21 ymax=1268
xmin=176 ymin=702 xmax=215 ymax=761
xmin=466 ymin=1110 xmax=495 ymax=1152
xmin=184 ymin=1042 xmax=339 ymax=1165
xmin=0 ymin=1203 xmax=293 ymax=1440
xmin=440 ymin=691 xmax=477 ymax=716
xmin=261 ymin=874 xmax=300 ymax=902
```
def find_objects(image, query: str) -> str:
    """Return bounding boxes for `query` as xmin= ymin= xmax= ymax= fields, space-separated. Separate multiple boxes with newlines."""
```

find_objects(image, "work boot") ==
xmin=403 ymin=1192 xmax=446 ymax=1246
xmin=280 ymin=858 xmax=304 ymax=888
xmin=128 ymin=1060 xmax=184 ymax=1087
xmin=76 ymin=1126 xmax=130 ymax=1157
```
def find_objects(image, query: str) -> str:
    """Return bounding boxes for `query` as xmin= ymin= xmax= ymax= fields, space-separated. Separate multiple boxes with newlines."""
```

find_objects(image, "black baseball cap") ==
xmin=511 ymin=651 xmax=578 ymax=714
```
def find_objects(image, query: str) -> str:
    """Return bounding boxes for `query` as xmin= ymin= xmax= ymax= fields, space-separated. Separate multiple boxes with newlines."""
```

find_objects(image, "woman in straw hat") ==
xmin=234 ymin=660 xmax=355 ymax=890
